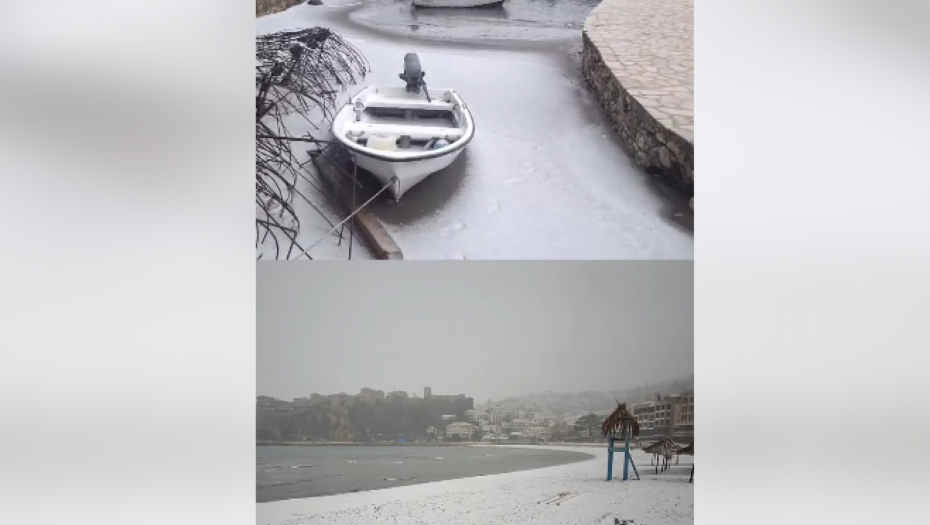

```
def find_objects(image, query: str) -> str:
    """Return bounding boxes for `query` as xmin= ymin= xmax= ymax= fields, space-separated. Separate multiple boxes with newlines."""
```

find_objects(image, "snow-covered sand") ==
xmin=257 ymin=445 xmax=694 ymax=525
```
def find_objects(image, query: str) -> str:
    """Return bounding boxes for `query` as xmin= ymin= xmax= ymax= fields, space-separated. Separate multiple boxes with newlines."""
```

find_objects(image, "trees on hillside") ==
xmin=255 ymin=395 xmax=476 ymax=441
xmin=574 ymin=413 xmax=602 ymax=441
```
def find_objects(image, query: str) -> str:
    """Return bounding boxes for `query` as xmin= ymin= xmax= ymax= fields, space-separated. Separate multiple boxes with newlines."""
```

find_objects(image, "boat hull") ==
xmin=354 ymin=149 xmax=463 ymax=201
xmin=332 ymin=84 xmax=475 ymax=201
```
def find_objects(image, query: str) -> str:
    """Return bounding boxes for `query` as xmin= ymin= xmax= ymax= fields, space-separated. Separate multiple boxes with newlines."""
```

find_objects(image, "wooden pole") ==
xmin=607 ymin=436 xmax=615 ymax=481
xmin=622 ymin=428 xmax=631 ymax=481
xmin=311 ymin=153 xmax=403 ymax=259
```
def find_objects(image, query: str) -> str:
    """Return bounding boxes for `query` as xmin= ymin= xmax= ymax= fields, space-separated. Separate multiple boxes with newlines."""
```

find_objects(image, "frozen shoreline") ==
xmin=257 ymin=445 xmax=694 ymax=525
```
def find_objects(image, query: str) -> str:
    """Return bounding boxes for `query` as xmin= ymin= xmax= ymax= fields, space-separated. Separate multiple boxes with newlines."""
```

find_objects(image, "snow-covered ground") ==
xmin=257 ymin=445 xmax=694 ymax=525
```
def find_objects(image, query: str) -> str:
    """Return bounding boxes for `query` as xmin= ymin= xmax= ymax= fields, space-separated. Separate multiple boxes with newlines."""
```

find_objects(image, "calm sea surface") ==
xmin=257 ymin=445 xmax=591 ymax=501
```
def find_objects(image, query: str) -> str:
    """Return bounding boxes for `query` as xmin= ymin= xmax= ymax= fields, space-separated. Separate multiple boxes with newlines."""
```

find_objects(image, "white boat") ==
xmin=331 ymin=53 xmax=475 ymax=201
xmin=412 ymin=0 xmax=504 ymax=7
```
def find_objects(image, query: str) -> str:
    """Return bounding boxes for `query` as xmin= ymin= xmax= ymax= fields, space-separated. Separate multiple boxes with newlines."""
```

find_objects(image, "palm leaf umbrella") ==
xmin=643 ymin=437 xmax=679 ymax=473
xmin=600 ymin=402 xmax=640 ymax=439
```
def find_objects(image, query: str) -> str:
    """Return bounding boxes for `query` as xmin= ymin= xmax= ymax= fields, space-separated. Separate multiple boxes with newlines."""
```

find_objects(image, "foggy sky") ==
xmin=257 ymin=262 xmax=693 ymax=403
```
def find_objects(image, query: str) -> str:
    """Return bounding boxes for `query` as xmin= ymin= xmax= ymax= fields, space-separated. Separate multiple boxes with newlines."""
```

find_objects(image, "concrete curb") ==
xmin=312 ymin=150 xmax=404 ymax=260
xmin=581 ymin=1 xmax=694 ymax=197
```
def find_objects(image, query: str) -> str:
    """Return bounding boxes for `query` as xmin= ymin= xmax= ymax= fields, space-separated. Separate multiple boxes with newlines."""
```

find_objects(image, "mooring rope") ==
xmin=295 ymin=176 xmax=399 ymax=259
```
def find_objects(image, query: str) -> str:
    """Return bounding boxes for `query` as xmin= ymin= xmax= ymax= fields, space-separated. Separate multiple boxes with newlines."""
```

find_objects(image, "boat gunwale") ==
xmin=332 ymin=86 xmax=476 ymax=164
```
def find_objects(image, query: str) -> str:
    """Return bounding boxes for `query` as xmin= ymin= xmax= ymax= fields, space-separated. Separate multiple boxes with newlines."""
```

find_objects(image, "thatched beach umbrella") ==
xmin=643 ymin=439 xmax=664 ymax=468
xmin=601 ymin=402 xmax=640 ymax=440
xmin=643 ymin=438 xmax=679 ymax=473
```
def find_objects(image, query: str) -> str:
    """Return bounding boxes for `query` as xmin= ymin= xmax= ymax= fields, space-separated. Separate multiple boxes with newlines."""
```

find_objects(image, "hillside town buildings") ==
xmin=424 ymin=386 xmax=468 ymax=402
xmin=258 ymin=384 xmax=693 ymax=443
xmin=445 ymin=422 xmax=475 ymax=440
xmin=631 ymin=390 xmax=694 ymax=439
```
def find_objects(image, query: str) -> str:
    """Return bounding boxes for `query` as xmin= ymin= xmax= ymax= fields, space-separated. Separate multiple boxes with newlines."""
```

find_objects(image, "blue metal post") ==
xmin=622 ymin=430 xmax=631 ymax=481
xmin=607 ymin=437 xmax=615 ymax=481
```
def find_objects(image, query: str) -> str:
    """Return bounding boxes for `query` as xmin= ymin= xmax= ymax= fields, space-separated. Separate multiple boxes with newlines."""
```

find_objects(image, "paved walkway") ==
xmin=584 ymin=0 xmax=694 ymax=143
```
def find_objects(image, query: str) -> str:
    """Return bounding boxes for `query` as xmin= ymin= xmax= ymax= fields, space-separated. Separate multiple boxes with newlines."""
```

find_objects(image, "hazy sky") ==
xmin=257 ymin=262 xmax=693 ymax=402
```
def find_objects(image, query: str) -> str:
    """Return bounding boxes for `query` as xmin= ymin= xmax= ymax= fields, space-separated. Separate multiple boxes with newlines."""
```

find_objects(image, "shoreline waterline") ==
xmin=257 ymin=444 xmax=595 ymax=502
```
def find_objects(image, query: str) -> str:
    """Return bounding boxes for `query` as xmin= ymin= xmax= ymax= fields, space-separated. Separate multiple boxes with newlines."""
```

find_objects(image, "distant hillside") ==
xmin=478 ymin=375 xmax=694 ymax=415
xmin=257 ymin=391 xmax=475 ymax=442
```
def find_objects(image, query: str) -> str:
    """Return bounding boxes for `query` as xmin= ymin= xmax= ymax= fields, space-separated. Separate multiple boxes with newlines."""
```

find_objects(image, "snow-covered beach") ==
xmin=257 ymin=445 xmax=694 ymax=525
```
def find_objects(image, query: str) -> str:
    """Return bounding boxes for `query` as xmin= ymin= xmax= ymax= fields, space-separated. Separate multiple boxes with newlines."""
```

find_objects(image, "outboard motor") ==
xmin=399 ymin=53 xmax=431 ymax=102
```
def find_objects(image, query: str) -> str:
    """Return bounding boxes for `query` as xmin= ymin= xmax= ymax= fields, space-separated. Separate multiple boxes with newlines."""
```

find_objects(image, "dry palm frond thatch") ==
xmin=643 ymin=437 xmax=680 ymax=455
xmin=600 ymin=401 xmax=641 ymax=439
xmin=255 ymin=27 xmax=369 ymax=260
xmin=644 ymin=437 xmax=682 ymax=473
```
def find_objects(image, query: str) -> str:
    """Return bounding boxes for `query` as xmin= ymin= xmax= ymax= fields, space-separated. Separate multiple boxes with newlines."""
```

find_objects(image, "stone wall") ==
xmin=580 ymin=9 xmax=694 ymax=198
xmin=256 ymin=0 xmax=307 ymax=17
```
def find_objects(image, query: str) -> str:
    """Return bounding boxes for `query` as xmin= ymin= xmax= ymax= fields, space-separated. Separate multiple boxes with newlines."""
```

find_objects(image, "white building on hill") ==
xmin=446 ymin=422 xmax=475 ymax=440
xmin=487 ymin=406 xmax=506 ymax=424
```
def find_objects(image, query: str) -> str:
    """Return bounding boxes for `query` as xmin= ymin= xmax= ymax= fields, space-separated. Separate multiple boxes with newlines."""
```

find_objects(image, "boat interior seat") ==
xmin=363 ymin=95 xmax=456 ymax=112
xmin=345 ymin=123 xmax=466 ymax=142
